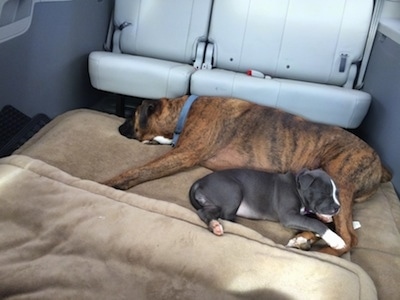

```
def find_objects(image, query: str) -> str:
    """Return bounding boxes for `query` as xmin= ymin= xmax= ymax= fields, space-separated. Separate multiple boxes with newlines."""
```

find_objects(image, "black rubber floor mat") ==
xmin=0 ymin=105 xmax=31 ymax=149
xmin=0 ymin=105 xmax=51 ymax=158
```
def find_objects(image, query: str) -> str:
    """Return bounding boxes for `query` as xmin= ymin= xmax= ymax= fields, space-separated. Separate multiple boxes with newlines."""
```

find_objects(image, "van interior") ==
xmin=0 ymin=1 xmax=399 ymax=299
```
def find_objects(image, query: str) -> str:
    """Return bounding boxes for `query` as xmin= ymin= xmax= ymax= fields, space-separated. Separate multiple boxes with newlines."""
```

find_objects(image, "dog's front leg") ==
xmin=318 ymin=188 xmax=356 ymax=256
xmin=102 ymin=148 xmax=200 ymax=190
xmin=287 ymin=231 xmax=319 ymax=251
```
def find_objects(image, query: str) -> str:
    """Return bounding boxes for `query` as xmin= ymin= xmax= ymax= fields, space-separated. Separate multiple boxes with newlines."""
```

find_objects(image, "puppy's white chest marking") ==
xmin=236 ymin=201 xmax=261 ymax=219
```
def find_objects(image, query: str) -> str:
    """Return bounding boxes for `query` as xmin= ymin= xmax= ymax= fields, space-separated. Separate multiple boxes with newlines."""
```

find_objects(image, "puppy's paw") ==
xmin=209 ymin=220 xmax=224 ymax=236
xmin=286 ymin=236 xmax=312 ymax=251
xmin=322 ymin=230 xmax=346 ymax=250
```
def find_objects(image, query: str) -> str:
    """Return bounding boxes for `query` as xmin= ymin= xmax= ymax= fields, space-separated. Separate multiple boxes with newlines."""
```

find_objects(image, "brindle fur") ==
xmin=103 ymin=95 xmax=392 ymax=256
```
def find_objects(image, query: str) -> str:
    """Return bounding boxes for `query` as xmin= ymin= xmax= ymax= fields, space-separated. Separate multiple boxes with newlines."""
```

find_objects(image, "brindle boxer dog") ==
xmin=103 ymin=95 xmax=392 ymax=256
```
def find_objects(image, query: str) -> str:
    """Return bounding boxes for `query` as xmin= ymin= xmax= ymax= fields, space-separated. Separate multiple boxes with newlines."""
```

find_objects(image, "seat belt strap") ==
xmin=103 ymin=9 xmax=114 ymax=52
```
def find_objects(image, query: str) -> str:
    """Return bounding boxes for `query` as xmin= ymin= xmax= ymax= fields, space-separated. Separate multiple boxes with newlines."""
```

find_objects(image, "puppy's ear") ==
xmin=296 ymin=169 xmax=315 ymax=190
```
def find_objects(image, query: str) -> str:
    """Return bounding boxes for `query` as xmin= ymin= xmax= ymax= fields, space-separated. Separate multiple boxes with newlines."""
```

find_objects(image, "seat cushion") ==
xmin=190 ymin=69 xmax=371 ymax=128
xmin=89 ymin=52 xmax=196 ymax=98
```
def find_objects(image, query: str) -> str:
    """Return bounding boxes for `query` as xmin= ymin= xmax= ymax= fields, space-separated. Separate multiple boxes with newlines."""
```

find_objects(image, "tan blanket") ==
xmin=3 ymin=108 xmax=398 ymax=299
xmin=0 ymin=155 xmax=376 ymax=299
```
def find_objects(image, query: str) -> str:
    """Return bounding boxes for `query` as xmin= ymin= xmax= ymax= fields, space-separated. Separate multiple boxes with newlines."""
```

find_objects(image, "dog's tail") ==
xmin=381 ymin=165 xmax=392 ymax=183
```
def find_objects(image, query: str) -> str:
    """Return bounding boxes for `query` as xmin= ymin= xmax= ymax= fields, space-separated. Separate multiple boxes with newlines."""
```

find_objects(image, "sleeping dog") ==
xmin=105 ymin=95 xmax=391 ymax=255
xmin=189 ymin=168 xmax=345 ymax=250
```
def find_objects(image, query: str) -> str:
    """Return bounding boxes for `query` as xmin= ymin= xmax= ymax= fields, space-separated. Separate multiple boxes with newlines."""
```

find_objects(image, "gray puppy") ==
xmin=189 ymin=168 xmax=345 ymax=250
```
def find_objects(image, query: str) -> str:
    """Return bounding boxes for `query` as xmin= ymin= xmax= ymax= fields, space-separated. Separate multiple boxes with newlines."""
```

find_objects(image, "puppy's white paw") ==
xmin=209 ymin=220 xmax=224 ymax=236
xmin=322 ymin=230 xmax=346 ymax=249
xmin=287 ymin=236 xmax=311 ymax=250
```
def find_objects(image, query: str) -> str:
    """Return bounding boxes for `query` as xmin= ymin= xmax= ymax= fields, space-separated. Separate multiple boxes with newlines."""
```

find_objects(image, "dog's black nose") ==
xmin=119 ymin=118 xmax=134 ymax=139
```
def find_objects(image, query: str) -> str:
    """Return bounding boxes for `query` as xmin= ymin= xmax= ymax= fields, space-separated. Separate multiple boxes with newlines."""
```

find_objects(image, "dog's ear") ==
xmin=139 ymin=100 xmax=159 ymax=128
xmin=296 ymin=169 xmax=315 ymax=190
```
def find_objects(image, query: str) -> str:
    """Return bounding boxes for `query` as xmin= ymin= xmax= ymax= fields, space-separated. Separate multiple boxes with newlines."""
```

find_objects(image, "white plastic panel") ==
xmin=209 ymin=0 xmax=373 ymax=86
xmin=208 ymin=0 xmax=289 ymax=75
xmin=0 ymin=0 xmax=72 ymax=43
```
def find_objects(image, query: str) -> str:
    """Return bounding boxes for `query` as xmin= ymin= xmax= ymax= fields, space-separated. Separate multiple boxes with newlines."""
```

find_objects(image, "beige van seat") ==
xmin=89 ymin=0 xmax=212 ymax=99
xmin=190 ymin=0 xmax=373 ymax=128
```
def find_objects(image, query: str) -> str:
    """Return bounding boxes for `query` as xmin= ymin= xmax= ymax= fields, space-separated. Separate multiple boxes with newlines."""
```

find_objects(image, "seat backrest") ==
xmin=114 ymin=0 xmax=213 ymax=64
xmin=208 ymin=0 xmax=373 ymax=86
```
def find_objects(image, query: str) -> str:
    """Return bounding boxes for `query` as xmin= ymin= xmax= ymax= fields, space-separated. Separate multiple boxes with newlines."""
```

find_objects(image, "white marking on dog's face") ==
xmin=330 ymin=179 xmax=340 ymax=206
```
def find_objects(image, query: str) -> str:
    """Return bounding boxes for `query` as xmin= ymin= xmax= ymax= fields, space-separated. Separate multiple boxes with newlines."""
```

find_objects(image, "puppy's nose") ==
xmin=331 ymin=204 xmax=340 ymax=214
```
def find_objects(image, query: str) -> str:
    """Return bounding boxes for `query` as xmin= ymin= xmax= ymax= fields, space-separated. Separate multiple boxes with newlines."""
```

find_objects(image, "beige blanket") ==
xmin=0 ymin=155 xmax=376 ymax=299
xmin=0 ymin=108 xmax=397 ymax=299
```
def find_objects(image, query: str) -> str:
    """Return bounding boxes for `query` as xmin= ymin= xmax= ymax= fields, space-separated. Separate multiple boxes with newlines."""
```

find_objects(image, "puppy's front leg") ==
xmin=102 ymin=148 xmax=200 ymax=190
xmin=283 ymin=215 xmax=345 ymax=251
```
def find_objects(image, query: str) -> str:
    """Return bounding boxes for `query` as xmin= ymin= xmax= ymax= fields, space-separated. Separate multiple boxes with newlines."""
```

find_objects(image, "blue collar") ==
xmin=172 ymin=95 xmax=199 ymax=147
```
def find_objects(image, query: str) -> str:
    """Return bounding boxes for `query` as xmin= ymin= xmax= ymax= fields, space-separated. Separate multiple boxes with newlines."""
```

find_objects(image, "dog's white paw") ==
xmin=209 ymin=220 xmax=224 ymax=236
xmin=142 ymin=136 xmax=173 ymax=145
xmin=287 ymin=236 xmax=311 ymax=250
xmin=153 ymin=136 xmax=172 ymax=145
xmin=321 ymin=229 xmax=346 ymax=249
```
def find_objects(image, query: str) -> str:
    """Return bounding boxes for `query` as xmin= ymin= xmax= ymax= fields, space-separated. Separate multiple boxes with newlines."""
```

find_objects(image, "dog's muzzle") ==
xmin=316 ymin=213 xmax=335 ymax=223
xmin=119 ymin=118 xmax=135 ymax=139
xmin=316 ymin=205 xmax=340 ymax=223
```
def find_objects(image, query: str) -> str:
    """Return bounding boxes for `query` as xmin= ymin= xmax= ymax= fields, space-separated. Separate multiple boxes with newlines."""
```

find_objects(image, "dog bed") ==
xmin=0 ymin=109 xmax=398 ymax=299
